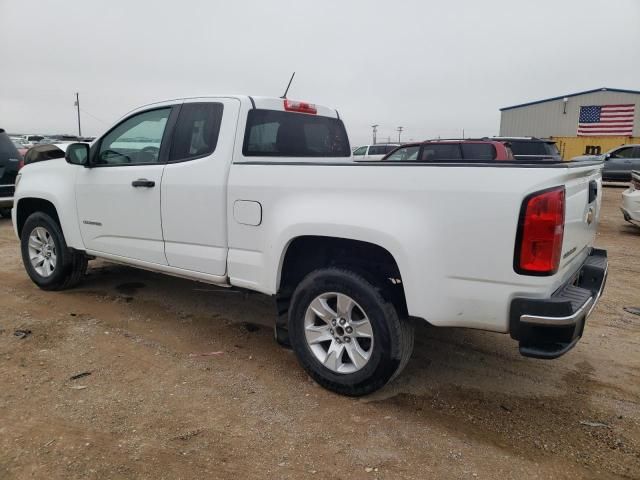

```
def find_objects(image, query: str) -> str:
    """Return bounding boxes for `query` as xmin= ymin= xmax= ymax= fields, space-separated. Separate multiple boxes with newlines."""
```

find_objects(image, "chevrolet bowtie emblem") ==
xmin=586 ymin=206 xmax=595 ymax=225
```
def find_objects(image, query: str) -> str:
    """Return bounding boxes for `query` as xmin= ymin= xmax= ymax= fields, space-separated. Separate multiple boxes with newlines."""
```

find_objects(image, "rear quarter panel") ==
xmin=227 ymin=162 xmax=604 ymax=332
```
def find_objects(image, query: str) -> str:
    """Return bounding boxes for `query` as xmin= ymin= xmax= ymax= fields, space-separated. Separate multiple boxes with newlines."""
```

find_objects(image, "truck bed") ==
xmin=227 ymin=158 xmax=604 ymax=333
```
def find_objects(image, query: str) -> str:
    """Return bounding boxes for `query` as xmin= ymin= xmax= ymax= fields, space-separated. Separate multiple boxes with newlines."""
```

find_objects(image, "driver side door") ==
xmin=76 ymin=105 xmax=179 ymax=265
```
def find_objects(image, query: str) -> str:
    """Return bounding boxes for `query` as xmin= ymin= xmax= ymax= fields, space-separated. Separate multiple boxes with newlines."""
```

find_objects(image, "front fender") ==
xmin=14 ymin=160 xmax=84 ymax=249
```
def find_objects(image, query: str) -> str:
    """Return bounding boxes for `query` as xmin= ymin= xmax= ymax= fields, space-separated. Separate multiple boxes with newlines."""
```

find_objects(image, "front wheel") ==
xmin=20 ymin=212 xmax=88 ymax=290
xmin=288 ymin=268 xmax=414 ymax=396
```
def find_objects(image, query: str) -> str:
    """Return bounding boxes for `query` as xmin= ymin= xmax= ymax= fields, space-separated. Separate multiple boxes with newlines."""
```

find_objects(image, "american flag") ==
xmin=577 ymin=104 xmax=635 ymax=136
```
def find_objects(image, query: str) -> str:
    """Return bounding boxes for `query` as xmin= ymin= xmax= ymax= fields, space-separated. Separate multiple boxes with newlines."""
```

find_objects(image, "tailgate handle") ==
xmin=588 ymin=180 xmax=597 ymax=204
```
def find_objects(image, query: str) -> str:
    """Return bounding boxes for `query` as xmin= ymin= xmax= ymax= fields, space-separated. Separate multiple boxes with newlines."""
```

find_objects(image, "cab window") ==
xmin=96 ymin=108 xmax=171 ymax=165
xmin=169 ymin=103 xmax=223 ymax=162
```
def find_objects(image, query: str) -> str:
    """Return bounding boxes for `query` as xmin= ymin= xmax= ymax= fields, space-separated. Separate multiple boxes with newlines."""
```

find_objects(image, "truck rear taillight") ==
xmin=514 ymin=187 xmax=565 ymax=276
xmin=284 ymin=99 xmax=317 ymax=114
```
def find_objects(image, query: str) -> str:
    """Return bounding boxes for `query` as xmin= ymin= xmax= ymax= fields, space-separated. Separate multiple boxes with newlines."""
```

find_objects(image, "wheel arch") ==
xmin=16 ymin=197 xmax=61 ymax=237
xmin=276 ymin=235 xmax=408 ymax=316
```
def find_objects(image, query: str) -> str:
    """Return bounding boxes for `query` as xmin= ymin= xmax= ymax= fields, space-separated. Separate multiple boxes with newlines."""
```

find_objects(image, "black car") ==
xmin=0 ymin=129 xmax=22 ymax=218
xmin=489 ymin=137 xmax=562 ymax=161
xmin=23 ymin=143 xmax=67 ymax=166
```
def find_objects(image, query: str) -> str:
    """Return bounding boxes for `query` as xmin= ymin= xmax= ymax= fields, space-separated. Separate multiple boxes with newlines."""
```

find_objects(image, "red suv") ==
xmin=381 ymin=140 xmax=513 ymax=162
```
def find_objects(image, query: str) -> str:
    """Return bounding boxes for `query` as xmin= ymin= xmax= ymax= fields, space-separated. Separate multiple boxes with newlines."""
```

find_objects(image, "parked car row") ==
xmin=10 ymin=134 xmax=95 ymax=149
xmin=352 ymin=136 xmax=560 ymax=163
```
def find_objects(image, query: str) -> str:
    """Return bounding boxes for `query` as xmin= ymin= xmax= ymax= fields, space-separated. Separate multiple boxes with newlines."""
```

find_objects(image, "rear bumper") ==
xmin=0 ymin=183 xmax=15 ymax=208
xmin=621 ymin=188 xmax=640 ymax=225
xmin=0 ymin=196 xmax=14 ymax=208
xmin=509 ymin=248 xmax=608 ymax=359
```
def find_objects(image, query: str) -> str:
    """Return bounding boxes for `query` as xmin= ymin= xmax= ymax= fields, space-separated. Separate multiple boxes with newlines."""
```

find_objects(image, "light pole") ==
xmin=74 ymin=92 xmax=82 ymax=137
xmin=371 ymin=124 xmax=379 ymax=145
xmin=396 ymin=126 xmax=403 ymax=143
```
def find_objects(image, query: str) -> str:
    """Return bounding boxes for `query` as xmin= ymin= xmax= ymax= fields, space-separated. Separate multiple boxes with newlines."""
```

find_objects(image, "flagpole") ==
xmin=75 ymin=92 xmax=82 ymax=137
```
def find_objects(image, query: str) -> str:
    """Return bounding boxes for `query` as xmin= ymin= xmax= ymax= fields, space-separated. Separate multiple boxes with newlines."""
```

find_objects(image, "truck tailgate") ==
xmin=555 ymin=162 xmax=603 ymax=279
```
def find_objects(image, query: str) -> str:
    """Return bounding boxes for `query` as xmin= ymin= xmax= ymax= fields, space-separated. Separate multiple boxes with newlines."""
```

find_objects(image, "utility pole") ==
xmin=74 ymin=92 xmax=82 ymax=137
xmin=371 ymin=124 xmax=379 ymax=145
xmin=396 ymin=126 xmax=404 ymax=143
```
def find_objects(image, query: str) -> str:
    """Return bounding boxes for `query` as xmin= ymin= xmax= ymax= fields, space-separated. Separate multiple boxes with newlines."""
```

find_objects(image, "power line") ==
xmin=79 ymin=108 xmax=110 ymax=125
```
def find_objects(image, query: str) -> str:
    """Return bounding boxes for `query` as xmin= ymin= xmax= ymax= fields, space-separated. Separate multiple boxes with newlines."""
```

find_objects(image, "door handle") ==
xmin=131 ymin=179 xmax=155 ymax=188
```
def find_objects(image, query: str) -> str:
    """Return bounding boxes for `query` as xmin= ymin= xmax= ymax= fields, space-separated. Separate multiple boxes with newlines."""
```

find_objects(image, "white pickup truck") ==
xmin=12 ymin=95 xmax=608 ymax=396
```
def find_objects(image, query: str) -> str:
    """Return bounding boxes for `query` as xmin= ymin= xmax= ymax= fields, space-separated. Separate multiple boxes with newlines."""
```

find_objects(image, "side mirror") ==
xmin=604 ymin=153 xmax=611 ymax=160
xmin=65 ymin=143 xmax=90 ymax=166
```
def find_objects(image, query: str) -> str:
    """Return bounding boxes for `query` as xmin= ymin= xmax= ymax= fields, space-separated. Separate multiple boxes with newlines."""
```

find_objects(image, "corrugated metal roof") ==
xmin=500 ymin=87 xmax=640 ymax=111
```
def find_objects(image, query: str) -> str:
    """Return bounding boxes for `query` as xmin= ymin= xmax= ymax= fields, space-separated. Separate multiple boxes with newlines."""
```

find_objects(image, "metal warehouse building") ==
xmin=499 ymin=87 xmax=640 ymax=159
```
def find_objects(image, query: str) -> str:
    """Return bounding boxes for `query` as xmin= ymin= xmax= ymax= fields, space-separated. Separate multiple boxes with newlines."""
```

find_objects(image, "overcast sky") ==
xmin=1 ymin=0 xmax=639 ymax=145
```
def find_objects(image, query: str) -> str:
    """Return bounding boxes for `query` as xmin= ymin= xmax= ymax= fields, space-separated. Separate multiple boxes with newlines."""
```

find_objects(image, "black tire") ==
xmin=20 ymin=212 xmax=88 ymax=291
xmin=0 ymin=208 xmax=11 ymax=218
xmin=288 ymin=267 xmax=414 ymax=396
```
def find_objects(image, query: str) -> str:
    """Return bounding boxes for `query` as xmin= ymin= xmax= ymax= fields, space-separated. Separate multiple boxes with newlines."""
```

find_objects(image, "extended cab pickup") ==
xmin=13 ymin=96 xmax=608 ymax=396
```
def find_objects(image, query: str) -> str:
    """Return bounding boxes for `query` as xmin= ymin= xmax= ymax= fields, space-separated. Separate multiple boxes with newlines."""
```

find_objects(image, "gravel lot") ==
xmin=1 ymin=186 xmax=639 ymax=479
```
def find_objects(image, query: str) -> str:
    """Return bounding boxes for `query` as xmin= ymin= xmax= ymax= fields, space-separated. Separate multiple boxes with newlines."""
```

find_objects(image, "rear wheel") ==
xmin=288 ymin=267 xmax=413 ymax=396
xmin=20 ymin=212 xmax=87 ymax=290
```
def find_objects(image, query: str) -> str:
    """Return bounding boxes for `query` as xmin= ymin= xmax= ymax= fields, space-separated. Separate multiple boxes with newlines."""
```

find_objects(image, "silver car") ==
xmin=602 ymin=144 xmax=640 ymax=182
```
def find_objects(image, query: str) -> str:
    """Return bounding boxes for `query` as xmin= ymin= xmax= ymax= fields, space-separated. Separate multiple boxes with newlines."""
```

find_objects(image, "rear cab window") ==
xmin=243 ymin=110 xmax=350 ymax=157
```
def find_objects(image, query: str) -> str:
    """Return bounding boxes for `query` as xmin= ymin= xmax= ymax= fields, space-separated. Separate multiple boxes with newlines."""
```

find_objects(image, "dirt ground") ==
xmin=0 ymin=186 xmax=639 ymax=480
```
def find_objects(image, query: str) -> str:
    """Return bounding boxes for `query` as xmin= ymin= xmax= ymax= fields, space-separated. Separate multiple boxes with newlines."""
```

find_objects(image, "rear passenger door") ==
xmin=161 ymin=98 xmax=241 ymax=277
